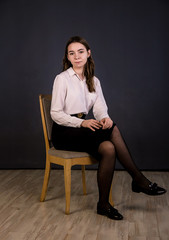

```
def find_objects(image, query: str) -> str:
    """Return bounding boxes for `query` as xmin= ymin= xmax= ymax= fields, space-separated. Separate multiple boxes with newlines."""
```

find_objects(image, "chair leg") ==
xmin=64 ymin=160 xmax=71 ymax=214
xmin=81 ymin=165 xmax=87 ymax=195
xmin=40 ymin=158 xmax=51 ymax=202
xmin=109 ymin=182 xmax=114 ymax=206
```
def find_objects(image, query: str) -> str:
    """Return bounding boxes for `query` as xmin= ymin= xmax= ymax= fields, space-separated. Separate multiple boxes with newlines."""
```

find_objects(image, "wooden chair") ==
xmin=39 ymin=94 xmax=114 ymax=214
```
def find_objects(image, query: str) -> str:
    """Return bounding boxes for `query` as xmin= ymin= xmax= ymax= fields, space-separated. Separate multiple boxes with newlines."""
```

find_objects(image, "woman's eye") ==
xmin=79 ymin=51 xmax=84 ymax=54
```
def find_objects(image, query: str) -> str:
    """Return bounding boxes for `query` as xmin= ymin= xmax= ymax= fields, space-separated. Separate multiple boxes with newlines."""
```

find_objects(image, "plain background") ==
xmin=0 ymin=0 xmax=169 ymax=170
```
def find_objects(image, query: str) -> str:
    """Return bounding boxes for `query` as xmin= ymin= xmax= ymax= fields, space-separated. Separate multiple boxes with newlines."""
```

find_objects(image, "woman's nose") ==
xmin=75 ymin=53 xmax=79 ymax=59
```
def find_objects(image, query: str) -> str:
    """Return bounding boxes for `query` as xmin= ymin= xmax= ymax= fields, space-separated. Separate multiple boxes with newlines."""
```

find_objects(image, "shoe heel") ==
xmin=132 ymin=182 xmax=141 ymax=193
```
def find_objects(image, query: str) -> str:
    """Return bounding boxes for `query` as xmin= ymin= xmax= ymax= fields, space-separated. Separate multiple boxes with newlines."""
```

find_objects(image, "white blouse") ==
xmin=50 ymin=67 xmax=109 ymax=128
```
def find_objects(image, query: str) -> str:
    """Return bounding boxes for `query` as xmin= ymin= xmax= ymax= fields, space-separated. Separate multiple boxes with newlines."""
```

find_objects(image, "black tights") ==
xmin=97 ymin=125 xmax=151 ymax=209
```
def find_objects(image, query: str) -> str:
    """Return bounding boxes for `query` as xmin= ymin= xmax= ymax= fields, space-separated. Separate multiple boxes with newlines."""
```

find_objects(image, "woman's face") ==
xmin=67 ymin=42 xmax=91 ymax=70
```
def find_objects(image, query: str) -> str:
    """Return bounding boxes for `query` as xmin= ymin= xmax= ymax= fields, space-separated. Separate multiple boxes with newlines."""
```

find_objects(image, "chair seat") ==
xmin=48 ymin=147 xmax=91 ymax=159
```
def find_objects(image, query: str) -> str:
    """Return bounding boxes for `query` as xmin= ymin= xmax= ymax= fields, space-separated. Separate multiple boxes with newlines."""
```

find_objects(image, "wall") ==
xmin=0 ymin=0 xmax=169 ymax=169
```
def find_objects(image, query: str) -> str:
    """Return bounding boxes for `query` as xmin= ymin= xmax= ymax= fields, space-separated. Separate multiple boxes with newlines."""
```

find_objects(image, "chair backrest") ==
xmin=39 ymin=94 xmax=53 ymax=148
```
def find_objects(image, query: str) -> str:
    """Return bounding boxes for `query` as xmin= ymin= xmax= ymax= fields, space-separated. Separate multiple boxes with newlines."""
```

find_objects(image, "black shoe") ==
xmin=132 ymin=181 xmax=166 ymax=195
xmin=97 ymin=203 xmax=123 ymax=220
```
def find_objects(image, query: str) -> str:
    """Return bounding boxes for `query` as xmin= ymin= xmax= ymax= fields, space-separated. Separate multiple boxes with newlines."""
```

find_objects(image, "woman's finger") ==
xmin=92 ymin=122 xmax=102 ymax=128
xmin=89 ymin=126 xmax=96 ymax=131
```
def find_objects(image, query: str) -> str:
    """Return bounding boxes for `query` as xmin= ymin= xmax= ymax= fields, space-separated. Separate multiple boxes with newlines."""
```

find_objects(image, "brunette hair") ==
xmin=62 ymin=36 xmax=95 ymax=92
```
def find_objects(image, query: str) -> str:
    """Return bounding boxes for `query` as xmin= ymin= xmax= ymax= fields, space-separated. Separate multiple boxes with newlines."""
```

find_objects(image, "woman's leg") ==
xmin=97 ymin=140 xmax=123 ymax=220
xmin=97 ymin=141 xmax=116 ymax=208
xmin=110 ymin=125 xmax=151 ymax=189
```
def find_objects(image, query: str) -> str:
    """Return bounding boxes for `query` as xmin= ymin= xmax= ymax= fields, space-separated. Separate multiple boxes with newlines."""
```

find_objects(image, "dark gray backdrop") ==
xmin=0 ymin=0 xmax=169 ymax=169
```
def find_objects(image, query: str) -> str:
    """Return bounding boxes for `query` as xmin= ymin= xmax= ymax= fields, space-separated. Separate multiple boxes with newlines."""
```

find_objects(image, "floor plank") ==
xmin=0 ymin=170 xmax=168 ymax=240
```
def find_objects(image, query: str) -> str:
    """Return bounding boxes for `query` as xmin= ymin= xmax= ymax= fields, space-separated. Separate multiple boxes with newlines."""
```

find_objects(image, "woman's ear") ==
xmin=87 ymin=49 xmax=91 ymax=58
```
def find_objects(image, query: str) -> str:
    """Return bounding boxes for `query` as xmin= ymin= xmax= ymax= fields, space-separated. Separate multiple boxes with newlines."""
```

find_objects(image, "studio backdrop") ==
xmin=0 ymin=0 xmax=169 ymax=169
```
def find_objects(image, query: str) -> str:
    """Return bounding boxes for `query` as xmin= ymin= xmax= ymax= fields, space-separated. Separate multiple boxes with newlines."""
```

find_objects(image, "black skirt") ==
xmin=51 ymin=122 xmax=116 ymax=158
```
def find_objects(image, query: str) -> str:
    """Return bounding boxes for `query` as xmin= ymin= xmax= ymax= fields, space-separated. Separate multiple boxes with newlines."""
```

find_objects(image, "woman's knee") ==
xmin=98 ymin=141 xmax=116 ymax=157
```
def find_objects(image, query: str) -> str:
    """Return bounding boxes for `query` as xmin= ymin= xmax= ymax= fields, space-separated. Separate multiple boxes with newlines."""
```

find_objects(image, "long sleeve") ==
xmin=93 ymin=79 xmax=109 ymax=121
xmin=50 ymin=74 xmax=84 ymax=128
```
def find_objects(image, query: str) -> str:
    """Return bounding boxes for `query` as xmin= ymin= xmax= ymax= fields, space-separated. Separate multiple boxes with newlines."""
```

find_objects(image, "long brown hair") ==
xmin=62 ymin=36 xmax=95 ymax=92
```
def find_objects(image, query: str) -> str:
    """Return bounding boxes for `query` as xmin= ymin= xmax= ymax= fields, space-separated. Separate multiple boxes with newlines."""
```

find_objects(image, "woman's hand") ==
xmin=100 ymin=118 xmax=113 ymax=129
xmin=81 ymin=119 xmax=103 ymax=131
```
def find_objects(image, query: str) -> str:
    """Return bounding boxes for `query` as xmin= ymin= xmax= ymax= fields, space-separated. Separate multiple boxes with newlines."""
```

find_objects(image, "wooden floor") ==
xmin=0 ymin=169 xmax=168 ymax=240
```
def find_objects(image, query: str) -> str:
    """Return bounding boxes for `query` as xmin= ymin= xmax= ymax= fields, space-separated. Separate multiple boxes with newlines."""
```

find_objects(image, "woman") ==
xmin=51 ymin=36 xmax=166 ymax=220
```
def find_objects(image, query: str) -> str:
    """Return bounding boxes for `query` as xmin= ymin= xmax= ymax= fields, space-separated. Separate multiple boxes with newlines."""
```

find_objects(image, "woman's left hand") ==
xmin=100 ymin=118 xmax=113 ymax=129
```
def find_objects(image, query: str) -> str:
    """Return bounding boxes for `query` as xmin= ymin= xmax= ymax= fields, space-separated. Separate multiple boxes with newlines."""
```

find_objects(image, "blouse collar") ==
xmin=67 ymin=67 xmax=86 ymax=81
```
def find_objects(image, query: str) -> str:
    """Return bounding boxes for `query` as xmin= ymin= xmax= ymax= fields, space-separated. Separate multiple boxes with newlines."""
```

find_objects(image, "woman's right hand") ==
xmin=81 ymin=119 xmax=103 ymax=131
